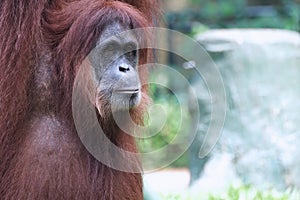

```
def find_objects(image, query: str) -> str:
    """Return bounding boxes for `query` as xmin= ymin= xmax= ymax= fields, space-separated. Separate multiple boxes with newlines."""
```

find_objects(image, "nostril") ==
xmin=119 ymin=65 xmax=130 ymax=73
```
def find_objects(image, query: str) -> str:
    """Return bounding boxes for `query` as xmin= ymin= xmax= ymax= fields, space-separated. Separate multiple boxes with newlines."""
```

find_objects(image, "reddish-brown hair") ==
xmin=0 ymin=0 xmax=158 ymax=199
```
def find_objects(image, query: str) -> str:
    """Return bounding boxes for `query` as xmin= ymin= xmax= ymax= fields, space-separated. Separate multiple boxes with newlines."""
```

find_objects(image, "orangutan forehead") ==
xmin=98 ymin=22 xmax=137 ymax=45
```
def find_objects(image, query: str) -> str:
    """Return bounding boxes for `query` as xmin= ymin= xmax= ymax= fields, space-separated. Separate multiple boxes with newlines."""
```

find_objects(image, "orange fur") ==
xmin=0 ymin=0 xmax=158 ymax=199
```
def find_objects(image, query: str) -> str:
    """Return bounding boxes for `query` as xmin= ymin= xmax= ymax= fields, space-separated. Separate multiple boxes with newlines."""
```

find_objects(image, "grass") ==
xmin=159 ymin=185 xmax=300 ymax=200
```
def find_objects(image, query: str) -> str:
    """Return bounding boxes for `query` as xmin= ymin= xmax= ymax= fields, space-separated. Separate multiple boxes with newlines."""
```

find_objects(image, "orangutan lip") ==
xmin=114 ymin=88 xmax=140 ymax=94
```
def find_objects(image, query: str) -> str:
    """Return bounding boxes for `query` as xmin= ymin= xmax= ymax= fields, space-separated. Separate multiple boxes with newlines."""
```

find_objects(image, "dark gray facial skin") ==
xmin=88 ymin=22 xmax=141 ymax=114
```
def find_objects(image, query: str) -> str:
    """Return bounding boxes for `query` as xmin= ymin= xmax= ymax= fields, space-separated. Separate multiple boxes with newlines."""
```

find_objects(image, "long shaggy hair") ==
xmin=0 ymin=0 xmax=158 ymax=199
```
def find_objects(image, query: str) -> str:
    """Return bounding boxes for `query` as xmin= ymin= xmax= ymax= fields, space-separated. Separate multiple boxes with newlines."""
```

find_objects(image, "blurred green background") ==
xmin=142 ymin=0 xmax=300 ymax=199
xmin=163 ymin=0 xmax=299 ymax=34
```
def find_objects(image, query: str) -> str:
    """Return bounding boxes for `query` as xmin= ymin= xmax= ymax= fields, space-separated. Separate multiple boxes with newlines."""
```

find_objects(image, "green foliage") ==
xmin=190 ymin=0 xmax=246 ymax=20
xmin=137 ymin=78 xmax=190 ymax=167
xmin=207 ymin=185 xmax=293 ymax=200
xmin=159 ymin=185 xmax=299 ymax=200
xmin=190 ymin=22 xmax=210 ymax=37
xmin=165 ymin=0 xmax=300 ymax=33
xmin=138 ymin=83 xmax=181 ymax=150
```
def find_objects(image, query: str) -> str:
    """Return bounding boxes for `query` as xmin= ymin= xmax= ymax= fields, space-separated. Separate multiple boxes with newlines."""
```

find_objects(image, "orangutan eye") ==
xmin=103 ymin=42 xmax=118 ymax=58
xmin=125 ymin=43 xmax=137 ymax=60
